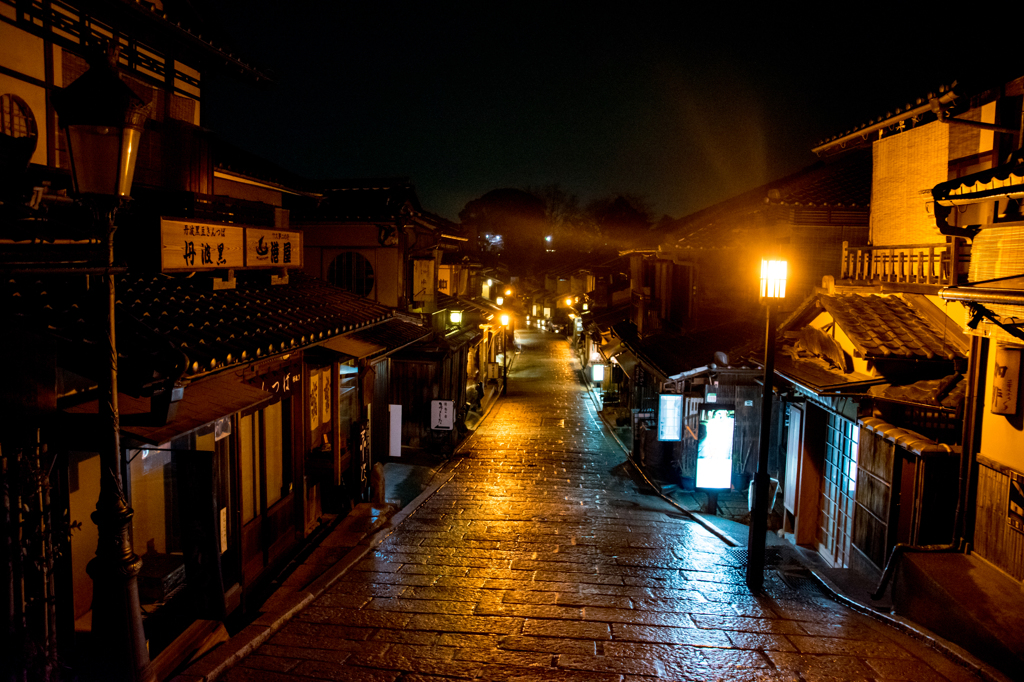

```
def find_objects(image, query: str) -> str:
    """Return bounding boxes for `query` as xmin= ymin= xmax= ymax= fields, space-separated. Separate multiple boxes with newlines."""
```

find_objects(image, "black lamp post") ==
xmin=745 ymin=258 xmax=787 ymax=593
xmin=53 ymin=47 xmax=154 ymax=682
xmin=500 ymin=313 xmax=510 ymax=395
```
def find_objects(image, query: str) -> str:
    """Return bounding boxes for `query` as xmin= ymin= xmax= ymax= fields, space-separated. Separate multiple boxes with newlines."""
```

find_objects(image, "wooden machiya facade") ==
xmin=0 ymin=2 xmax=408 ymax=678
xmin=933 ymin=151 xmax=1024 ymax=583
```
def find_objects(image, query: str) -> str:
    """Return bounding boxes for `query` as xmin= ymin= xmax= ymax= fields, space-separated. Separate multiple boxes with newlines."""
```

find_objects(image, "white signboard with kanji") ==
xmin=430 ymin=400 xmax=454 ymax=431
xmin=160 ymin=219 xmax=244 ymax=272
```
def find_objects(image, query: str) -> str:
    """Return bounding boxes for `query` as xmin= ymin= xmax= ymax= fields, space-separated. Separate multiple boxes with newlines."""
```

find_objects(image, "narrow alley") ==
xmin=216 ymin=330 xmax=981 ymax=682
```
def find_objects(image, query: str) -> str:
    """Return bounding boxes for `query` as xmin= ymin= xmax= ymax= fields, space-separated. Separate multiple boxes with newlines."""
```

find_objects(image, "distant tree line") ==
xmin=459 ymin=185 xmax=664 ymax=272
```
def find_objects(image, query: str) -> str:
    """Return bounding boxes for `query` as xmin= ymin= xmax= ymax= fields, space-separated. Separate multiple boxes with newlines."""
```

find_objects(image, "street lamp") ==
xmin=500 ymin=313 xmax=510 ymax=395
xmin=53 ymin=47 xmax=153 ymax=682
xmin=746 ymin=258 xmax=787 ymax=592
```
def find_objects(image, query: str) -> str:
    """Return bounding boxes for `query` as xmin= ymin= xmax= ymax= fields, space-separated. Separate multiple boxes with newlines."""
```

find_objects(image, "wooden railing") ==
xmin=840 ymin=239 xmax=970 ymax=287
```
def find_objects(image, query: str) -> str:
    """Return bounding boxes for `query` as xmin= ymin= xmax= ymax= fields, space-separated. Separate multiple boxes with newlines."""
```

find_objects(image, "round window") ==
xmin=327 ymin=252 xmax=375 ymax=297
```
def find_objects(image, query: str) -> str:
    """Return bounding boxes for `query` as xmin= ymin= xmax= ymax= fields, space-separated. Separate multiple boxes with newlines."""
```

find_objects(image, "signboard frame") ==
xmin=657 ymin=393 xmax=683 ymax=442
xmin=160 ymin=218 xmax=303 ymax=273
xmin=430 ymin=400 xmax=455 ymax=431
xmin=695 ymin=402 xmax=736 ymax=490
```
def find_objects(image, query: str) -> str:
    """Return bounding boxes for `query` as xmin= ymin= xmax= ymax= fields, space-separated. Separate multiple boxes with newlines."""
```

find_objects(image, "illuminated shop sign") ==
xmin=695 ymin=403 xmax=735 ymax=489
xmin=657 ymin=394 xmax=683 ymax=441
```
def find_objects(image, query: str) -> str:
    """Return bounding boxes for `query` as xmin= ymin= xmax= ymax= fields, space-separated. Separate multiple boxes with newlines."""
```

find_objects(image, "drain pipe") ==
xmin=870 ymin=334 xmax=987 ymax=600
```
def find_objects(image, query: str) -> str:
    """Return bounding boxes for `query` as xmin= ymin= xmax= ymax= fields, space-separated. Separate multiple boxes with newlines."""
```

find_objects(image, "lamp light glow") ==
xmin=759 ymin=259 xmax=788 ymax=300
xmin=449 ymin=310 xmax=463 ymax=324
xmin=500 ymin=313 xmax=510 ymax=327
xmin=496 ymin=296 xmax=503 ymax=305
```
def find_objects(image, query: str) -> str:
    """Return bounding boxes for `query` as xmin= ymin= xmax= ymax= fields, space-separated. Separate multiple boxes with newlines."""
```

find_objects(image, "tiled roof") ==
xmin=436 ymin=292 xmax=458 ymax=310
xmin=818 ymin=294 xmax=963 ymax=361
xmin=669 ymin=151 xmax=870 ymax=250
xmin=773 ymin=352 xmax=878 ymax=393
xmin=768 ymin=152 xmax=872 ymax=208
xmin=124 ymin=273 xmax=393 ymax=377
xmin=613 ymin=318 xmax=762 ymax=379
xmin=296 ymin=180 xmax=422 ymax=221
xmin=772 ymin=292 xmax=966 ymax=407
xmin=867 ymin=374 xmax=966 ymax=410
xmin=5 ymin=271 xmax=393 ymax=388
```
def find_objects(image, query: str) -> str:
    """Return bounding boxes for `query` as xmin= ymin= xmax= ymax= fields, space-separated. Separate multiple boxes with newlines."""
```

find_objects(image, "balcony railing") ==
xmin=840 ymin=239 xmax=970 ymax=287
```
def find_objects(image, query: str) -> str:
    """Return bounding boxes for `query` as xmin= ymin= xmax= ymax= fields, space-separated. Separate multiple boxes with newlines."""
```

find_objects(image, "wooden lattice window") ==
xmin=328 ymin=252 xmax=375 ymax=297
xmin=0 ymin=94 xmax=37 ymax=140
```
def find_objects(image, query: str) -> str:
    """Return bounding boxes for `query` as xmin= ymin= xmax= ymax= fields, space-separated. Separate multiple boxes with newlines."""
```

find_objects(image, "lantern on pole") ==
xmin=53 ymin=45 xmax=154 ymax=682
xmin=53 ymin=48 xmax=151 ymax=198
xmin=500 ymin=313 xmax=510 ymax=395
xmin=747 ymin=258 xmax=787 ymax=592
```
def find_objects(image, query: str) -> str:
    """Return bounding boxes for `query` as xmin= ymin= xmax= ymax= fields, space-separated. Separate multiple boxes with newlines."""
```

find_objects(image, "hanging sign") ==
xmin=245 ymin=228 xmax=302 ymax=269
xmin=431 ymin=400 xmax=455 ymax=431
xmin=160 ymin=219 xmax=244 ymax=272
xmin=321 ymin=368 xmax=332 ymax=422
xmin=309 ymin=370 xmax=321 ymax=430
xmin=992 ymin=345 xmax=1021 ymax=415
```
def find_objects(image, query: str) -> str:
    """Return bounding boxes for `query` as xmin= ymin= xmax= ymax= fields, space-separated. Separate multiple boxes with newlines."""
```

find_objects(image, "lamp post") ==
xmin=746 ymin=258 xmax=787 ymax=593
xmin=500 ymin=313 xmax=510 ymax=395
xmin=53 ymin=47 xmax=154 ymax=682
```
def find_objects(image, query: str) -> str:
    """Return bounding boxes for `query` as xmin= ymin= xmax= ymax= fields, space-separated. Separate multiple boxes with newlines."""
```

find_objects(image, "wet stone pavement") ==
xmin=224 ymin=330 xmax=981 ymax=682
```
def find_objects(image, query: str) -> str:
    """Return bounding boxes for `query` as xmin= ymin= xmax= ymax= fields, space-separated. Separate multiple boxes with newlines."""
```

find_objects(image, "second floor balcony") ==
xmin=841 ymin=239 xmax=971 ymax=288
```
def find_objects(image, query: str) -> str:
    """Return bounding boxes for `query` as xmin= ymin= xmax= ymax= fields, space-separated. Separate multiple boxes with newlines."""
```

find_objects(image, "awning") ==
xmin=461 ymin=297 xmax=503 ymax=315
xmin=67 ymin=370 xmax=275 ymax=447
xmin=933 ymin=147 xmax=1024 ymax=207
xmin=600 ymin=338 xmax=625 ymax=360
xmin=611 ymin=349 xmax=638 ymax=377
xmin=348 ymin=318 xmax=433 ymax=356
xmin=322 ymin=334 xmax=386 ymax=359
xmin=444 ymin=326 xmax=484 ymax=349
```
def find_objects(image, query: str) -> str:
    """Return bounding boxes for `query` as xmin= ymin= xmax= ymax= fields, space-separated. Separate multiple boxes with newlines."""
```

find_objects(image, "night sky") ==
xmin=201 ymin=4 xmax=1014 ymax=222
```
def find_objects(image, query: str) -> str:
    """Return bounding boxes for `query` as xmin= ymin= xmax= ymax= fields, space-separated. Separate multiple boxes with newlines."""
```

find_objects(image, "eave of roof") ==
xmin=6 ymin=271 xmax=395 ymax=385
xmin=818 ymin=293 xmax=964 ymax=361
xmin=813 ymin=86 xmax=958 ymax=155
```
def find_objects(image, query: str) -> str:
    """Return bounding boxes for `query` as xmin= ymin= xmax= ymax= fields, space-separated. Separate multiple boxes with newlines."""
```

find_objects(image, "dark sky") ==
xmin=201 ymin=4 xmax=1013 ymax=222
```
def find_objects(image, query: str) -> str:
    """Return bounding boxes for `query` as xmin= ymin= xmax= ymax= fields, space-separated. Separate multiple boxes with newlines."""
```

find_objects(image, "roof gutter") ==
xmin=939 ymin=286 xmax=1024 ymax=306
xmin=813 ymin=90 xmax=959 ymax=155
xmin=213 ymin=169 xmax=321 ymax=198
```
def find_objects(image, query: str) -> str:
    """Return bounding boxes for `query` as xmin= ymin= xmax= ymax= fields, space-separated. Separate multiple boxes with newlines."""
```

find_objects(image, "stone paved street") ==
xmin=223 ymin=330 xmax=981 ymax=682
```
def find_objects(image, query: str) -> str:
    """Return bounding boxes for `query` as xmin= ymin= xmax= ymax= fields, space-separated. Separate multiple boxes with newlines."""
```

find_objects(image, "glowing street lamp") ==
xmin=500 ymin=313 xmax=510 ymax=395
xmin=449 ymin=310 xmax=463 ymax=325
xmin=746 ymin=258 xmax=788 ymax=592
xmin=760 ymin=259 xmax=788 ymax=299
